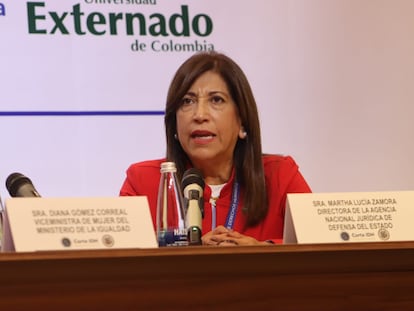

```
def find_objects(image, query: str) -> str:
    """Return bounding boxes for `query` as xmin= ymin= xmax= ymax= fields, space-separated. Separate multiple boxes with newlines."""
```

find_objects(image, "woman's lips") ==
xmin=191 ymin=130 xmax=215 ymax=143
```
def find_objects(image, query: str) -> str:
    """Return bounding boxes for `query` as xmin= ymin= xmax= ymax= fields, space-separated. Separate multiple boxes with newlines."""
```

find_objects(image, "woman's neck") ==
xmin=193 ymin=159 xmax=233 ymax=185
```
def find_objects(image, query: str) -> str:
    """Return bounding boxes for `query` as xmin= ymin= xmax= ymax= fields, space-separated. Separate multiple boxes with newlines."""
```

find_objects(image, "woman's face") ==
xmin=176 ymin=70 xmax=244 ymax=168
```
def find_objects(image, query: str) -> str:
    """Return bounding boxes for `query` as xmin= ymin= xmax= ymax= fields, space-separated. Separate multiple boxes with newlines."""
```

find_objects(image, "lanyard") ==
xmin=224 ymin=181 xmax=240 ymax=229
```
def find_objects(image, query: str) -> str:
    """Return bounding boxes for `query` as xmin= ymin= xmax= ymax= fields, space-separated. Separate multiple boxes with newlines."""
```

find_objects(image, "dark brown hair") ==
xmin=165 ymin=51 xmax=267 ymax=227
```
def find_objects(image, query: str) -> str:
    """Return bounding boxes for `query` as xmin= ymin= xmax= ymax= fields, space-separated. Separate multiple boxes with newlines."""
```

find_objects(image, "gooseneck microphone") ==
xmin=5 ymin=173 xmax=41 ymax=197
xmin=181 ymin=168 xmax=205 ymax=245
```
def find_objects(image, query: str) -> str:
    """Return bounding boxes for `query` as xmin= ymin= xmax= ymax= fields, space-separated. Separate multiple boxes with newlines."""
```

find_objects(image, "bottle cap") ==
xmin=160 ymin=162 xmax=177 ymax=173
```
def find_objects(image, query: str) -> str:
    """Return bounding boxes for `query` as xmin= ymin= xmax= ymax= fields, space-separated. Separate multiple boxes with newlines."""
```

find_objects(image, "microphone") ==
xmin=181 ymin=168 xmax=205 ymax=245
xmin=5 ymin=173 xmax=41 ymax=197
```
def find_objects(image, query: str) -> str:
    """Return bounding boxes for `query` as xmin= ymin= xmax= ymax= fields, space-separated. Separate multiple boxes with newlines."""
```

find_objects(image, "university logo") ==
xmin=26 ymin=2 xmax=216 ymax=52
xmin=27 ymin=3 xmax=213 ymax=37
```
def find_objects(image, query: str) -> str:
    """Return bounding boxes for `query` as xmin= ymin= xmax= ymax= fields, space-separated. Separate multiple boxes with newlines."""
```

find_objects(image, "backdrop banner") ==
xmin=1 ymin=1 xmax=414 ymax=198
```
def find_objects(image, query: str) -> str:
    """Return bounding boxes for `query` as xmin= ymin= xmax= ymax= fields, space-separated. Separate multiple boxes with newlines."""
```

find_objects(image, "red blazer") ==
xmin=120 ymin=155 xmax=311 ymax=242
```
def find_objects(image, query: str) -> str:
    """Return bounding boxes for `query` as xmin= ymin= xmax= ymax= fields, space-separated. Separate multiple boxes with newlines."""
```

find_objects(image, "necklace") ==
xmin=208 ymin=181 xmax=240 ymax=230
xmin=208 ymin=184 xmax=224 ymax=229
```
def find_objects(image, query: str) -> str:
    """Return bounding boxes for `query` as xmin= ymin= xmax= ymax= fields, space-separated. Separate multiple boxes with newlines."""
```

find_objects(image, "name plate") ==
xmin=283 ymin=191 xmax=414 ymax=244
xmin=2 ymin=196 xmax=158 ymax=252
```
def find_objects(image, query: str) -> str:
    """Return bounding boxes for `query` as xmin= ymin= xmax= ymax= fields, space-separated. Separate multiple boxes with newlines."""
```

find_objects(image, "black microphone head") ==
xmin=6 ymin=172 xmax=40 ymax=197
xmin=181 ymin=168 xmax=205 ymax=191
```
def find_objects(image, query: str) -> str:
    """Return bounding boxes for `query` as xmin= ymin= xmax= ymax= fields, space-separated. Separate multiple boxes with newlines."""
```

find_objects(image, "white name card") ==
xmin=283 ymin=191 xmax=414 ymax=244
xmin=2 ymin=196 xmax=158 ymax=252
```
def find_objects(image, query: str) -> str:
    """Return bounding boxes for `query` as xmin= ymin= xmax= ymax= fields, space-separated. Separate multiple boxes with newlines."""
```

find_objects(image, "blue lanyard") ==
xmin=224 ymin=181 xmax=240 ymax=229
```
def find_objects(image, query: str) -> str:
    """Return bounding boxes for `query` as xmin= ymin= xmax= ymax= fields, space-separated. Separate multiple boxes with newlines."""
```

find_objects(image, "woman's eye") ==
xmin=211 ymin=96 xmax=225 ymax=105
xmin=182 ymin=97 xmax=195 ymax=105
xmin=210 ymin=96 xmax=225 ymax=109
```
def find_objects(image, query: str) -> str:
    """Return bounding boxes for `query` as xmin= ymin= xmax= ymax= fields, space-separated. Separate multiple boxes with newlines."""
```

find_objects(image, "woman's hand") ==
xmin=202 ymin=225 xmax=272 ymax=246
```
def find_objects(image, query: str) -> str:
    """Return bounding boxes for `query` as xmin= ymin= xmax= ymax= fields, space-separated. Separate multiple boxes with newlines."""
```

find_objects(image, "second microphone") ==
xmin=181 ymin=168 xmax=205 ymax=245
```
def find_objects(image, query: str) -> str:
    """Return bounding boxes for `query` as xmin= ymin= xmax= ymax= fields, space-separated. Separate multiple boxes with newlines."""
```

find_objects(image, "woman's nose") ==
xmin=193 ymin=99 xmax=210 ymax=121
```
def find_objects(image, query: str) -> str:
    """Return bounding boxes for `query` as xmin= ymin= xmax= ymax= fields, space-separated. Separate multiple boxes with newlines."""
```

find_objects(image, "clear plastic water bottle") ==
xmin=156 ymin=162 xmax=188 ymax=247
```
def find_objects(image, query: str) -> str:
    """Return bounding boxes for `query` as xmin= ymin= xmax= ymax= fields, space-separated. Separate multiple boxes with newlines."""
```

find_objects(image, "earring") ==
xmin=174 ymin=133 xmax=178 ymax=140
xmin=240 ymin=131 xmax=247 ymax=139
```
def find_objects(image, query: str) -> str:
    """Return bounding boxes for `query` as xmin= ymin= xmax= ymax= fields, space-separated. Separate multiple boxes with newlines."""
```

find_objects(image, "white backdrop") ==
xmin=1 ymin=0 xmax=413 ymax=201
